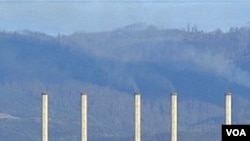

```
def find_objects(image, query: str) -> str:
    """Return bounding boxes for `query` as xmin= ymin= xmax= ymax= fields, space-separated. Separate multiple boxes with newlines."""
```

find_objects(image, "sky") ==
xmin=0 ymin=0 xmax=250 ymax=35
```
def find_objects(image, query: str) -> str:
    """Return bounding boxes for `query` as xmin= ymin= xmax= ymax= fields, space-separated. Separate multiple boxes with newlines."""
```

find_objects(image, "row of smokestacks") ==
xmin=41 ymin=92 xmax=232 ymax=141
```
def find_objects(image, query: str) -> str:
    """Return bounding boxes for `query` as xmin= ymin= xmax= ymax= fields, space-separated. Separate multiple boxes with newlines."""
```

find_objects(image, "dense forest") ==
xmin=1 ymin=25 xmax=250 ymax=141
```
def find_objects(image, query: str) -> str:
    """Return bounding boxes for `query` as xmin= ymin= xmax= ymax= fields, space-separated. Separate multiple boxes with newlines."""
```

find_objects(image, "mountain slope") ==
xmin=1 ymin=27 xmax=250 ymax=140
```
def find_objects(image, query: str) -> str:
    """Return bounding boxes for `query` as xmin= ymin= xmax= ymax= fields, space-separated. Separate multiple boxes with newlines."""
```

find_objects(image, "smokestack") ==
xmin=81 ymin=92 xmax=88 ymax=141
xmin=225 ymin=92 xmax=232 ymax=125
xmin=134 ymin=93 xmax=141 ymax=141
xmin=42 ymin=93 xmax=48 ymax=141
xmin=171 ymin=92 xmax=177 ymax=141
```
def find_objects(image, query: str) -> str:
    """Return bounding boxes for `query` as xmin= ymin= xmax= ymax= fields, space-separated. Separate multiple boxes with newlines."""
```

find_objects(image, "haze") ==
xmin=0 ymin=1 xmax=250 ymax=35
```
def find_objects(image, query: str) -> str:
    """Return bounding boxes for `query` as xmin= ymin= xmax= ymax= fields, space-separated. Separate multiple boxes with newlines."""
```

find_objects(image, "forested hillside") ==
xmin=1 ymin=25 xmax=250 ymax=141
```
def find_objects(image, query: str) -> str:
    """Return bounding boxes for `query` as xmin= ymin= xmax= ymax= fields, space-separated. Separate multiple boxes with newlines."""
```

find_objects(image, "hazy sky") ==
xmin=0 ymin=1 xmax=250 ymax=35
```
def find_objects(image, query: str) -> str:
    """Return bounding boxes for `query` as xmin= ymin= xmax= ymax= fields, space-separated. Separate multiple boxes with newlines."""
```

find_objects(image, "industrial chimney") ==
xmin=81 ymin=92 xmax=88 ymax=141
xmin=42 ymin=93 xmax=48 ymax=141
xmin=134 ymin=93 xmax=141 ymax=141
xmin=171 ymin=92 xmax=177 ymax=141
xmin=225 ymin=92 xmax=232 ymax=125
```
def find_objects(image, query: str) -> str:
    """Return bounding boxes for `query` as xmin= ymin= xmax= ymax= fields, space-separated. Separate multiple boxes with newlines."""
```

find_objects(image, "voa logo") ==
xmin=226 ymin=129 xmax=246 ymax=136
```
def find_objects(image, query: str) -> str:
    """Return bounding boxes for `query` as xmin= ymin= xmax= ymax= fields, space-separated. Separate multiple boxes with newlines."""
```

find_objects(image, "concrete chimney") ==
xmin=225 ymin=92 xmax=232 ymax=125
xmin=171 ymin=92 xmax=177 ymax=141
xmin=42 ymin=93 xmax=48 ymax=141
xmin=81 ymin=92 xmax=88 ymax=141
xmin=135 ymin=93 xmax=141 ymax=141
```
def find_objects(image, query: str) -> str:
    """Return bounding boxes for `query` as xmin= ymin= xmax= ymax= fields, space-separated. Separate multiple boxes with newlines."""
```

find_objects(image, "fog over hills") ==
xmin=1 ymin=25 xmax=250 ymax=141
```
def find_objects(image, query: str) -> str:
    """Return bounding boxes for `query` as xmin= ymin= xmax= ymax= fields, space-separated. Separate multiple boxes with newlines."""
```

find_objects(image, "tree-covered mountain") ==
xmin=1 ymin=25 xmax=250 ymax=141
